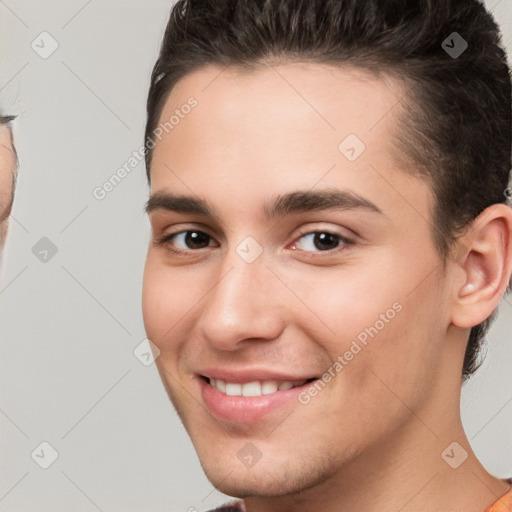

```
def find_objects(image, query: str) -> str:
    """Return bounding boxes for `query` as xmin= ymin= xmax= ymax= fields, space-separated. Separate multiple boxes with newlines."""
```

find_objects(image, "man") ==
xmin=0 ymin=114 xmax=16 ymax=252
xmin=141 ymin=0 xmax=512 ymax=510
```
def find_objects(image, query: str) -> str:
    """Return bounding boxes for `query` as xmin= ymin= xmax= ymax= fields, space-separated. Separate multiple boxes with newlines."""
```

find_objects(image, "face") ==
xmin=143 ymin=62 xmax=454 ymax=497
xmin=0 ymin=124 xmax=16 ymax=249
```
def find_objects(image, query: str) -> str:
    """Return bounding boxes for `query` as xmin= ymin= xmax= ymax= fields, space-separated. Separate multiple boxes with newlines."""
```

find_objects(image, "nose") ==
xmin=196 ymin=247 xmax=285 ymax=351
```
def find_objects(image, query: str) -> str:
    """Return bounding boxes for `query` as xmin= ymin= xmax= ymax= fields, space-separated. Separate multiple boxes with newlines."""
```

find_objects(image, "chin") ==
xmin=198 ymin=451 xmax=338 ymax=499
xmin=203 ymin=470 xmax=289 ymax=499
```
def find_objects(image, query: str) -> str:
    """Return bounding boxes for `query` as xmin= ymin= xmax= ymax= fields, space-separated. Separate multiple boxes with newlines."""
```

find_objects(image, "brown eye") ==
xmin=180 ymin=231 xmax=211 ymax=249
xmin=158 ymin=230 xmax=217 ymax=253
xmin=292 ymin=231 xmax=352 ymax=252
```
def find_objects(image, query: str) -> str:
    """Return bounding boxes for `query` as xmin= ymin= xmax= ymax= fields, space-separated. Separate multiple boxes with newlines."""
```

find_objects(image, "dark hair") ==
xmin=144 ymin=0 xmax=512 ymax=381
xmin=0 ymin=115 xmax=16 ymax=125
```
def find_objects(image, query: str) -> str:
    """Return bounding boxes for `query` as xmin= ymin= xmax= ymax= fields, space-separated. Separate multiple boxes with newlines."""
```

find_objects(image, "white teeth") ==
xmin=225 ymin=383 xmax=242 ymax=396
xmin=261 ymin=381 xmax=278 ymax=395
xmin=209 ymin=378 xmax=307 ymax=396
xmin=242 ymin=381 xmax=261 ymax=397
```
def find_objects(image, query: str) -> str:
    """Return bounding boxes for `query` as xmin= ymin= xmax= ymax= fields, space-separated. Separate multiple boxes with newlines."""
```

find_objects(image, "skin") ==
xmin=142 ymin=62 xmax=512 ymax=512
xmin=0 ymin=123 xmax=16 ymax=249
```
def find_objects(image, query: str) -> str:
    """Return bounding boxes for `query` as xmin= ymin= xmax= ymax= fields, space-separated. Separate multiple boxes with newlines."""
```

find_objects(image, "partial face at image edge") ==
xmin=0 ymin=119 xmax=16 ymax=251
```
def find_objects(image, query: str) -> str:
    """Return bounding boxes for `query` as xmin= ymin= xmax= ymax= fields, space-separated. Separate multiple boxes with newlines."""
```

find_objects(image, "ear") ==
xmin=451 ymin=204 xmax=512 ymax=329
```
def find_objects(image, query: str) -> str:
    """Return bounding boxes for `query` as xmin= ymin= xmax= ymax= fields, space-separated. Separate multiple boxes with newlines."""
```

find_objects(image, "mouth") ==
xmin=198 ymin=375 xmax=320 ymax=423
xmin=201 ymin=376 xmax=317 ymax=397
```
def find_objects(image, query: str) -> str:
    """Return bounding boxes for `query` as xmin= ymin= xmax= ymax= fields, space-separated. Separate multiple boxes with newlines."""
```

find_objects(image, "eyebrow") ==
xmin=145 ymin=189 xmax=383 ymax=219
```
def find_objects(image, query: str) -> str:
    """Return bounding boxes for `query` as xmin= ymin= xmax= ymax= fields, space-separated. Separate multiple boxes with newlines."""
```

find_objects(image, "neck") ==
xmin=244 ymin=415 xmax=508 ymax=512
xmin=244 ymin=334 xmax=510 ymax=512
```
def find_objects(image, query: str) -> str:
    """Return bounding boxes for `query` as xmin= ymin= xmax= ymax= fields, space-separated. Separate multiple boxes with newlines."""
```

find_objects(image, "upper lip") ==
xmin=198 ymin=368 xmax=318 ymax=383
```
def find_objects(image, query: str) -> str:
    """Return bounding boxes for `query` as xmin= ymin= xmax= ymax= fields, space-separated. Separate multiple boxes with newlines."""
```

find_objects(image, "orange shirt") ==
xmin=211 ymin=484 xmax=512 ymax=511
xmin=485 ymin=487 xmax=512 ymax=512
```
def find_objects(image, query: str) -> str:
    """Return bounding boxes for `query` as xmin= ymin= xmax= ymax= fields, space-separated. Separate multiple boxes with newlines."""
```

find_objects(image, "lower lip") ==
xmin=199 ymin=377 xmax=315 ymax=423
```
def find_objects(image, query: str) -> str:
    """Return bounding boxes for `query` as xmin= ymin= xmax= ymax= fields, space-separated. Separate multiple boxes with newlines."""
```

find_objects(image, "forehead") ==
xmin=150 ymin=62 xmax=432 ymax=224
xmin=158 ymin=61 xmax=402 ymax=150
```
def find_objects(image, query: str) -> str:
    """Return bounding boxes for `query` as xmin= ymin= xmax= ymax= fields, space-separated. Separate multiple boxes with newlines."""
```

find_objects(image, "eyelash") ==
xmin=154 ymin=228 xmax=354 ymax=257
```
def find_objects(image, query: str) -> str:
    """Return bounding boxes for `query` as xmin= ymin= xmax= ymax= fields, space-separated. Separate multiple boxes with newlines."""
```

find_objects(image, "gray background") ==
xmin=0 ymin=1 xmax=511 ymax=511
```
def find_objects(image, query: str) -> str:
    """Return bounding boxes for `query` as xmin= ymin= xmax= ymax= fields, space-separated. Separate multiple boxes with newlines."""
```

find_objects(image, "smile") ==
xmin=198 ymin=375 xmax=319 ymax=423
xmin=207 ymin=377 xmax=313 ymax=396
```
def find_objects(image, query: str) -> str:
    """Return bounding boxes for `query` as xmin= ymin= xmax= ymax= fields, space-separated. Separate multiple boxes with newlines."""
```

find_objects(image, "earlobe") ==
xmin=451 ymin=204 xmax=512 ymax=329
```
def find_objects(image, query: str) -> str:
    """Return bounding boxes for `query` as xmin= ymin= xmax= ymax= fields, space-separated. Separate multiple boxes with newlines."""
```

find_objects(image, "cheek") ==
xmin=280 ymin=259 xmax=406 ymax=349
xmin=295 ymin=254 xmax=446 ymax=378
xmin=142 ymin=255 xmax=190 ymax=346
xmin=345 ymin=272 xmax=447 ymax=408
xmin=142 ymin=254 xmax=215 ymax=364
